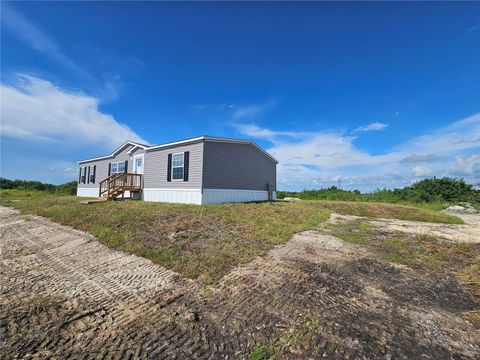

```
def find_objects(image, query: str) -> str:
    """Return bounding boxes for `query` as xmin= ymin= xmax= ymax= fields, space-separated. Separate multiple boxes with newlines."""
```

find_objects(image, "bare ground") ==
xmin=1 ymin=206 xmax=479 ymax=359
xmin=373 ymin=212 xmax=480 ymax=244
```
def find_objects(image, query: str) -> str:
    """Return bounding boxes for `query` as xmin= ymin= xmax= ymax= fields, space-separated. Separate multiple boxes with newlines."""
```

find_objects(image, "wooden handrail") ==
xmin=99 ymin=173 xmax=142 ymax=199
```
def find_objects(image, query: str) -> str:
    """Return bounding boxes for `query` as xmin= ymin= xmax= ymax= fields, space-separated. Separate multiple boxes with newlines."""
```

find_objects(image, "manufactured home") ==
xmin=77 ymin=136 xmax=277 ymax=205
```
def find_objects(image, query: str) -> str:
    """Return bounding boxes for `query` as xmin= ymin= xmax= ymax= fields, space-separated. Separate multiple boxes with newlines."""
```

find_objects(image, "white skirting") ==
xmin=142 ymin=188 xmax=202 ymax=205
xmin=77 ymin=187 xmax=276 ymax=205
xmin=201 ymin=189 xmax=275 ymax=204
xmin=77 ymin=187 xmax=99 ymax=197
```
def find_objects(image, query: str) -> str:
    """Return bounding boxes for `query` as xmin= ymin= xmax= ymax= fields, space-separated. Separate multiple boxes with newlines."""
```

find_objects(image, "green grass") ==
xmin=0 ymin=190 xmax=464 ymax=283
xmin=248 ymin=344 xmax=272 ymax=360
xmin=400 ymin=201 xmax=450 ymax=212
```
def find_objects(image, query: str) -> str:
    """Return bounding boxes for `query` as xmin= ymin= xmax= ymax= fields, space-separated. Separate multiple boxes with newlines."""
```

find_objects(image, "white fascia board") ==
xmin=127 ymin=145 xmax=140 ymax=154
xmin=145 ymin=137 xmax=205 ymax=151
xmin=78 ymin=141 xmax=148 ymax=164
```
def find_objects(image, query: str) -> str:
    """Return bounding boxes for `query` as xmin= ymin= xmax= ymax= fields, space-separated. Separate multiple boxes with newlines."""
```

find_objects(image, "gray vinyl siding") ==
xmin=130 ymin=147 xmax=145 ymax=156
xmin=143 ymin=141 xmax=203 ymax=189
xmin=77 ymin=145 xmax=136 ymax=189
xmin=202 ymin=141 xmax=276 ymax=191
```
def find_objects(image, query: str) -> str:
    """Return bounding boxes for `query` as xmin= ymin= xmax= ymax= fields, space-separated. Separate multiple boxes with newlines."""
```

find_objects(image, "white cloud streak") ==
xmin=235 ymin=124 xmax=304 ymax=142
xmin=231 ymin=99 xmax=277 ymax=121
xmin=1 ymin=74 xmax=149 ymax=149
xmin=2 ymin=4 xmax=93 ymax=80
xmin=1 ymin=4 xmax=124 ymax=101
xmin=352 ymin=122 xmax=388 ymax=133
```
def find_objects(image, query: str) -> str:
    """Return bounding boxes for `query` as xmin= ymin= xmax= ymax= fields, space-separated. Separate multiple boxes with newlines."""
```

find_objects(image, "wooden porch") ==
xmin=99 ymin=173 xmax=142 ymax=200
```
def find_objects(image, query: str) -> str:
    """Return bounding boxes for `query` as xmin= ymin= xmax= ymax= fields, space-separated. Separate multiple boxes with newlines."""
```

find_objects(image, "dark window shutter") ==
xmin=183 ymin=151 xmax=189 ymax=181
xmin=108 ymin=163 xmax=111 ymax=176
xmin=87 ymin=166 xmax=90 ymax=184
xmin=167 ymin=154 xmax=172 ymax=182
xmin=124 ymin=160 xmax=128 ymax=173
xmin=82 ymin=167 xmax=86 ymax=184
xmin=78 ymin=167 xmax=82 ymax=184
xmin=92 ymin=165 xmax=96 ymax=183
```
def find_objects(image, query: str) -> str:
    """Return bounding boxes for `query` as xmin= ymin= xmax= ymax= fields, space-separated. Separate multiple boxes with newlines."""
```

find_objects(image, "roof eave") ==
xmin=77 ymin=141 xmax=148 ymax=164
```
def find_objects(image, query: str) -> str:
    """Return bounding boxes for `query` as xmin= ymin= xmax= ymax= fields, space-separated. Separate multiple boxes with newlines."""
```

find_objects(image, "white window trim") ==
xmin=133 ymin=154 xmax=144 ymax=174
xmin=171 ymin=152 xmax=185 ymax=182
xmin=111 ymin=161 xmax=126 ymax=174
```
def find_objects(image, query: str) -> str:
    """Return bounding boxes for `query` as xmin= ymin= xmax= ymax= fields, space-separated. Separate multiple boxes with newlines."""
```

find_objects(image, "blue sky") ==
xmin=1 ymin=1 xmax=479 ymax=191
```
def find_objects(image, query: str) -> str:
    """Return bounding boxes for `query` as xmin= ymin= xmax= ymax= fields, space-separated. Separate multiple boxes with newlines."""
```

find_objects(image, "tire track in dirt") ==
xmin=1 ymin=206 xmax=479 ymax=359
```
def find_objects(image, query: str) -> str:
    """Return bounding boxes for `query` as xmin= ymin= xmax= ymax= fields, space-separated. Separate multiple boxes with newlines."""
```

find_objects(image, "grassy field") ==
xmin=0 ymin=190 xmax=464 ymax=283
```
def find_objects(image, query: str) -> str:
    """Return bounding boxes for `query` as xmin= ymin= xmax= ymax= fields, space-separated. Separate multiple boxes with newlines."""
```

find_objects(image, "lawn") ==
xmin=0 ymin=190 xmax=463 ymax=283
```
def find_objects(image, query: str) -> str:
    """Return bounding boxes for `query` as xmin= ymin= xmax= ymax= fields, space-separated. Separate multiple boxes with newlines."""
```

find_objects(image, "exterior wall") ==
xmin=76 ymin=187 xmax=100 ymax=197
xmin=202 ymin=189 xmax=276 ymax=204
xmin=77 ymin=144 xmax=139 ymax=192
xmin=143 ymin=188 xmax=202 ymax=205
xmin=202 ymin=141 xmax=276 ymax=191
xmin=143 ymin=141 xmax=203 ymax=189
xmin=141 ymin=189 xmax=275 ymax=205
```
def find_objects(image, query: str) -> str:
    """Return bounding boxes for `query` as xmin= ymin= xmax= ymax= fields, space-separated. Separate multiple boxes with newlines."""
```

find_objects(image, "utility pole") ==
xmin=338 ymin=178 xmax=341 ymax=189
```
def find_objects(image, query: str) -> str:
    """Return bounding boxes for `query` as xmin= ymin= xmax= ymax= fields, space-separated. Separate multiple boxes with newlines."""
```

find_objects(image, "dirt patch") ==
xmin=330 ymin=212 xmax=480 ymax=244
xmin=1 ymin=206 xmax=479 ymax=358
xmin=372 ymin=212 xmax=480 ymax=244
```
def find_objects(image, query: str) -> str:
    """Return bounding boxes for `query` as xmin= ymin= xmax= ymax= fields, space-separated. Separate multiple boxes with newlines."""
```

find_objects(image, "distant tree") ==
xmin=0 ymin=178 xmax=77 ymax=195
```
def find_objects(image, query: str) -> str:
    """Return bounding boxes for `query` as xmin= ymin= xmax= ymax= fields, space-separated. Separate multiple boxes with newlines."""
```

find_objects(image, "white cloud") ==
xmin=48 ymin=161 xmax=80 ymax=179
xmin=449 ymin=154 xmax=480 ymax=176
xmin=412 ymin=166 xmax=432 ymax=177
xmin=235 ymin=113 xmax=480 ymax=191
xmin=352 ymin=122 xmax=388 ymax=133
xmin=400 ymin=154 xmax=439 ymax=163
xmin=234 ymin=123 xmax=303 ymax=141
xmin=1 ymin=74 xmax=149 ymax=149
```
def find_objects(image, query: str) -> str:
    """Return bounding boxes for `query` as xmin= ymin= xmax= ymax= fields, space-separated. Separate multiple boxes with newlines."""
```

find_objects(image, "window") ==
xmin=111 ymin=161 xmax=125 ymax=174
xmin=171 ymin=153 xmax=184 ymax=181
xmin=89 ymin=165 xmax=96 ymax=183
xmin=80 ymin=167 xmax=86 ymax=184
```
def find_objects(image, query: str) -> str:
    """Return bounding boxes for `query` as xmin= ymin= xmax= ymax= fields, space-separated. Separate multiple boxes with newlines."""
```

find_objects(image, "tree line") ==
xmin=0 ymin=178 xmax=77 ymax=195
xmin=277 ymin=177 xmax=480 ymax=204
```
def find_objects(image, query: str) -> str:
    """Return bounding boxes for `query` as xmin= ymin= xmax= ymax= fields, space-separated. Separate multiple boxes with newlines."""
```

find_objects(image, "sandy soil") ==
xmin=330 ymin=211 xmax=480 ymax=243
xmin=1 ymin=206 xmax=479 ymax=359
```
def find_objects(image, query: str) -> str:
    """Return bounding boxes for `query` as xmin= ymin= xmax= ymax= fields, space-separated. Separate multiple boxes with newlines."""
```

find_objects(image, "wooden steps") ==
xmin=98 ymin=173 xmax=142 ymax=200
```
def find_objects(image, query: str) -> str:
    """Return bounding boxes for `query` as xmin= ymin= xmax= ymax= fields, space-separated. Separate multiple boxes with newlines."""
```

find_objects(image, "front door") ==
xmin=134 ymin=155 xmax=144 ymax=174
